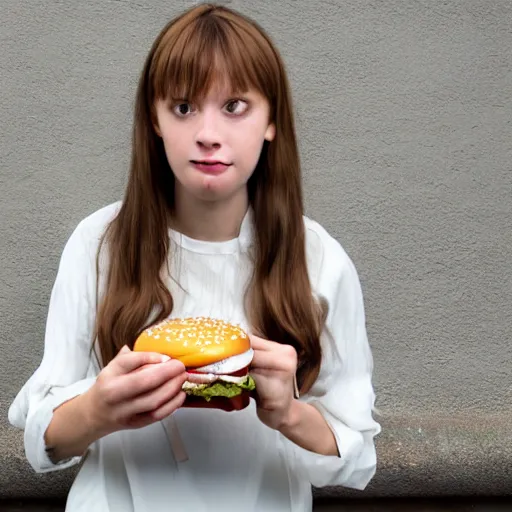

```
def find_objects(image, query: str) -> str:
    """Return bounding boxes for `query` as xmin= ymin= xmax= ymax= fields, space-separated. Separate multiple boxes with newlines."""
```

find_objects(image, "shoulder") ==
xmin=61 ymin=201 xmax=122 ymax=260
xmin=303 ymin=215 xmax=359 ymax=294
xmin=73 ymin=201 xmax=122 ymax=240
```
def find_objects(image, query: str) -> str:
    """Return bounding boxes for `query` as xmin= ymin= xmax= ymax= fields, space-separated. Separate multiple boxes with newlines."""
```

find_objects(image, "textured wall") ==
xmin=1 ymin=0 xmax=511 ymax=499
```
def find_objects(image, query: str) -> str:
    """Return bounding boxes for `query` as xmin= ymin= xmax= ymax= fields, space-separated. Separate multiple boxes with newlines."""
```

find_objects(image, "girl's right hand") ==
xmin=83 ymin=345 xmax=188 ymax=437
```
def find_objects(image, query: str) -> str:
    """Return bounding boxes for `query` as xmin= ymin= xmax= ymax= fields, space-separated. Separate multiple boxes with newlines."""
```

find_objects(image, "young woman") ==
xmin=9 ymin=3 xmax=381 ymax=511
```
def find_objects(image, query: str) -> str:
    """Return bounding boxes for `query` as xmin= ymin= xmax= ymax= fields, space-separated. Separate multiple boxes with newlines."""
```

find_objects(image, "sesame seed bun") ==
xmin=133 ymin=317 xmax=251 ymax=369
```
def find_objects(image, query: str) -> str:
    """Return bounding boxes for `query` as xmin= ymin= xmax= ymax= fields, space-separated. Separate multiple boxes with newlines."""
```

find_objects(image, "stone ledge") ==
xmin=2 ymin=412 xmax=511 ymax=500
xmin=315 ymin=411 xmax=512 ymax=500
xmin=2 ymin=498 xmax=512 ymax=512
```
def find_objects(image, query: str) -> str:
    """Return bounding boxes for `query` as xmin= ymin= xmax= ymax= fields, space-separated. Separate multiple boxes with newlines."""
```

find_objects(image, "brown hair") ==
xmin=95 ymin=3 xmax=325 ymax=393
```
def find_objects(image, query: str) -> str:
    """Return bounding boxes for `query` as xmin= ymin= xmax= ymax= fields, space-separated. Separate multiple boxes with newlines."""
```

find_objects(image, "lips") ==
xmin=190 ymin=160 xmax=231 ymax=174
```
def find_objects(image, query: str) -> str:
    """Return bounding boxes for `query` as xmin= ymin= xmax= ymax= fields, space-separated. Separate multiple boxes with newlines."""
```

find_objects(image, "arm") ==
xmin=43 ymin=393 xmax=100 ymax=464
xmin=43 ymin=348 xmax=188 ymax=464
xmin=278 ymin=399 xmax=339 ymax=457
xmin=278 ymin=228 xmax=381 ymax=490
xmin=8 ymin=203 xmax=188 ymax=471
xmin=8 ymin=214 xmax=104 ymax=472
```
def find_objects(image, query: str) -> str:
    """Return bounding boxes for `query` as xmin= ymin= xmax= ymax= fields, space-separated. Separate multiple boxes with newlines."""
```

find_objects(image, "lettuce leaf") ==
xmin=183 ymin=375 xmax=256 ymax=402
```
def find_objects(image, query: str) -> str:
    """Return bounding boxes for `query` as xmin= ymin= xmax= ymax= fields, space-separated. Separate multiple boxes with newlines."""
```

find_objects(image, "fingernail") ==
xmin=160 ymin=355 xmax=171 ymax=363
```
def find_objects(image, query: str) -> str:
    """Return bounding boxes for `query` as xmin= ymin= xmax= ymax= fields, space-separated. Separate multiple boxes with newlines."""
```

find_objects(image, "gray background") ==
xmin=1 ymin=0 xmax=511 ymax=502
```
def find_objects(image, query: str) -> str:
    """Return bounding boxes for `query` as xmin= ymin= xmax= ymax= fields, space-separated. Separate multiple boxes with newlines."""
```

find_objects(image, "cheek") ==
xmin=234 ymin=124 xmax=267 ymax=169
xmin=161 ymin=134 xmax=187 ymax=169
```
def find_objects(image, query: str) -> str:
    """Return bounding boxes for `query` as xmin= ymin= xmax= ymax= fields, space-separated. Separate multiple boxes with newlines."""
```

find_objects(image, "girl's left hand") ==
xmin=249 ymin=334 xmax=298 ymax=431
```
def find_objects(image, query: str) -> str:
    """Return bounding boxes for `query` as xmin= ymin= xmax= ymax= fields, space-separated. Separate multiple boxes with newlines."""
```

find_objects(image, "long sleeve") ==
xmin=280 ymin=221 xmax=381 ymax=489
xmin=8 ymin=206 xmax=116 ymax=473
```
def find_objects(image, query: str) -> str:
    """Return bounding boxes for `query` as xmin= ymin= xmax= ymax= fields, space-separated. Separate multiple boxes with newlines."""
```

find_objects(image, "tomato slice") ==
xmin=230 ymin=367 xmax=249 ymax=377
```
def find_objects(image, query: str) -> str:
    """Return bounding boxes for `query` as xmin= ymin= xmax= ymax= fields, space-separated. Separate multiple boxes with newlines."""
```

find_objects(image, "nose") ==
xmin=195 ymin=111 xmax=222 ymax=150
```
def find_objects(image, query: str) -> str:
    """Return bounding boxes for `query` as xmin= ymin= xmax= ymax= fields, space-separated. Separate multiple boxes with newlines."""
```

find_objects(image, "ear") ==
xmin=264 ymin=122 xmax=276 ymax=142
xmin=151 ymin=104 xmax=162 ymax=137
xmin=152 ymin=116 xmax=162 ymax=138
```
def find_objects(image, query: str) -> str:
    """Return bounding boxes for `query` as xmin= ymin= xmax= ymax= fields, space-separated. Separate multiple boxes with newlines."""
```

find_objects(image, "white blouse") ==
xmin=8 ymin=201 xmax=381 ymax=512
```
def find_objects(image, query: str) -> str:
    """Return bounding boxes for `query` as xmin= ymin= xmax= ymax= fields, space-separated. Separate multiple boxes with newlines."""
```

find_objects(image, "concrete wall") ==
xmin=1 ymin=0 xmax=511 ymax=501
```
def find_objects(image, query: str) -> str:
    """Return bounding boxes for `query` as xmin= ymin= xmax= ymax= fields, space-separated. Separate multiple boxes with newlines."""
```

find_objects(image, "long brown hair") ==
xmin=95 ymin=3 xmax=326 ymax=393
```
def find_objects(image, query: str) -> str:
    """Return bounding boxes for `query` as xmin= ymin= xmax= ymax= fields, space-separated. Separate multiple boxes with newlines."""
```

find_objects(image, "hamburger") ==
xmin=133 ymin=317 xmax=255 ymax=411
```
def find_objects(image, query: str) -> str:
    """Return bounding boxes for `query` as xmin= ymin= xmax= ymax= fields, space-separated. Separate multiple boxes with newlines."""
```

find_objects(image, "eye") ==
xmin=172 ymin=102 xmax=196 ymax=117
xmin=224 ymin=99 xmax=248 ymax=115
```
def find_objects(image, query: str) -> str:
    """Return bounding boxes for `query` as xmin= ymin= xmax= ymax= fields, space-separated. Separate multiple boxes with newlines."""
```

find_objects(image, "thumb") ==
xmin=119 ymin=345 xmax=131 ymax=355
xmin=249 ymin=334 xmax=273 ymax=351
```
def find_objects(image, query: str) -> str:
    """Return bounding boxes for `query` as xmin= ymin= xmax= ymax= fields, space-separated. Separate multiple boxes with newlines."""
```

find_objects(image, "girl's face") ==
xmin=154 ymin=83 xmax=276 ymax=204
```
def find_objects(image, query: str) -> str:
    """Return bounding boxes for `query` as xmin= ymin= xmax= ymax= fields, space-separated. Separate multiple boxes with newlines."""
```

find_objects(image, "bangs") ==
xmin=150 ymin=11 xmax=277 ymax=105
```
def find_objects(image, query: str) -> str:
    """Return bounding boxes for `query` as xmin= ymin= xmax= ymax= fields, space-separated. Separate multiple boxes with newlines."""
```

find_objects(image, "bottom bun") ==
xmin=181 ymin=390 xmax=251 ymax=412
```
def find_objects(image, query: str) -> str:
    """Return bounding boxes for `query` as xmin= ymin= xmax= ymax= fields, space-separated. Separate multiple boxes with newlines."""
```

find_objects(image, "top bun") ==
xmin=133 ymin=317 xmax=250 ymax=368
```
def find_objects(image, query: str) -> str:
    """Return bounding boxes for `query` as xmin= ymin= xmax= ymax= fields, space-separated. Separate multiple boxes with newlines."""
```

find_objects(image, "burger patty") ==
xmin=185 ymin=371 xmax=249 ymax=385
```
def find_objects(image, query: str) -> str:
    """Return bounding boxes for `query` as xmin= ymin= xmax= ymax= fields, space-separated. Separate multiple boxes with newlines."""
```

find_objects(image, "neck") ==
xmin=172 ymin=187 xmax=249 ymax=242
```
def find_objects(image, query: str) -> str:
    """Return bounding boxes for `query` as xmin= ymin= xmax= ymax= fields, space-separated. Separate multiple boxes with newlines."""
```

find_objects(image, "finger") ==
xmin=126 ymin=372 xmax=188 ymax=417
xmin=113 ymin=360 xmax=186 ymax=403
xmin=251 ymin=350 xmax=285 ymax=370
xmin=118 ymin=345 xmax=131 ymax=355
xmin=126 ymin=390 xmax=186 ymax=429
xmin=112 ymin=351 xmax=171 ymax=376
xmin=250 ymin=368 xmax=274 ymax=378
xmin=149 ymin=390 xmax=187 ymax=421
xmin=252 ymin=347 xmax=297 ymax=373
xmin=103 ymin=360 xmax=185 ymax=405
xmin=250 ymin=369 xmax=282 ymax=390
xmin=132 ymin=360 xmax=180 ymax=374
xmin=249 ymin=334 xmax=278 ymax=351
